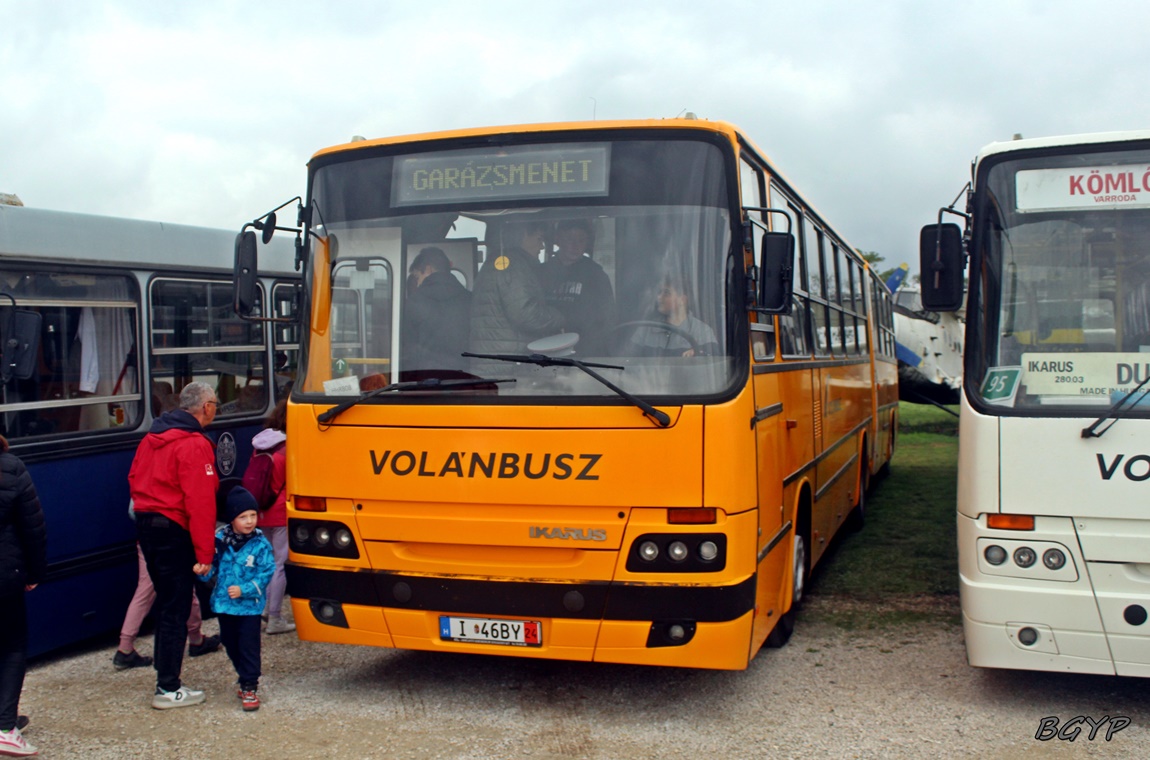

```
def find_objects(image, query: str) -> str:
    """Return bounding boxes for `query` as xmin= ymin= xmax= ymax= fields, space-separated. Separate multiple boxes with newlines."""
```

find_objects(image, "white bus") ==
xmin=921 ymin=130 xmax=1150 ymax=677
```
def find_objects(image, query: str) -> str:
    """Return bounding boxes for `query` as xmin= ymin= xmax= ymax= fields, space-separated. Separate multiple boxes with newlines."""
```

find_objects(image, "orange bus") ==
xmin=235 ymin=118 xmax=897 ymax=669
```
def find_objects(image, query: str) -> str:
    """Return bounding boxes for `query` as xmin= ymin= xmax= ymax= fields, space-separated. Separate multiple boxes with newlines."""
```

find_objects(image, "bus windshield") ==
xmin=970 ymin=146 xmax=1150 ymax=413
xmin=298 ymin=136 xmax=738 ymax=402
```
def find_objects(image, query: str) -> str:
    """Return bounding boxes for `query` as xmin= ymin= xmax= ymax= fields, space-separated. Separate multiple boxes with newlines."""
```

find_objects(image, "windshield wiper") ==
xmin=317 ymin=376 xmax=515 ymax=426
xmin=463 ymin=352 xmax=671 ymax=427
xmin=1081 ymin=373 xmax=1150 ymax=438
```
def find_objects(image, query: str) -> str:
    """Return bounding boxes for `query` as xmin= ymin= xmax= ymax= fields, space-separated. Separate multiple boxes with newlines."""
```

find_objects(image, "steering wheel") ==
xmin=608 ymin=320 xmax=702 ymax=356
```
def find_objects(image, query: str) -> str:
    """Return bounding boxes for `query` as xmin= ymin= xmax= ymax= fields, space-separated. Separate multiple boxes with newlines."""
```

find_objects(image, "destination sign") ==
xmin=393 ymin=144 xmax=610 ymax=206
xmin=1016 ymin=164 xmax=1150 ymax=212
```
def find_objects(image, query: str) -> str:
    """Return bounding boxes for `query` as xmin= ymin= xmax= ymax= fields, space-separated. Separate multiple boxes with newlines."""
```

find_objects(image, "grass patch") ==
xmin=898 ymin=400 xmax=960 ymax=435
xmin=805 ymin=402 xmax=961 ymax=630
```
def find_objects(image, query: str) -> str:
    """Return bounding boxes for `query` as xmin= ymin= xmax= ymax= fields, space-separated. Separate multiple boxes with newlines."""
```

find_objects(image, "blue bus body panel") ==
xmin=23 ymin=424 xmax=263 ymax=657
xmin=25 ymin=449 xmax=137 ymax=656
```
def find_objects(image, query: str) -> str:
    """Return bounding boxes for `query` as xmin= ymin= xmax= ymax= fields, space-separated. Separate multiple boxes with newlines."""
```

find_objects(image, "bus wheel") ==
xmin=766 ymin=532 xmax=807 ymax=648
xmin=848 ymin=463 xmax=868 ymax=532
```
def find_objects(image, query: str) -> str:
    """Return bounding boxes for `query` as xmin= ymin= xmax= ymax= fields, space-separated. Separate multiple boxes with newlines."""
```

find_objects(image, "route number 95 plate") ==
xmin=439 ymin=615 xmax=542 ymax=647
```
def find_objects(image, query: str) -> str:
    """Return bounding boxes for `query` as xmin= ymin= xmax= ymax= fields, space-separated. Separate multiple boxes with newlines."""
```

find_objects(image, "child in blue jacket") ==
xmin=200 ymin=486 xmax=275 ymax=711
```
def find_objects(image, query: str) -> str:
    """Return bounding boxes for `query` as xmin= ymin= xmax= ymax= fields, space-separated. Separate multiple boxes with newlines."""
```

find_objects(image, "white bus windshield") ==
xmin=970 ymin=146 xmax=1150 ymax=412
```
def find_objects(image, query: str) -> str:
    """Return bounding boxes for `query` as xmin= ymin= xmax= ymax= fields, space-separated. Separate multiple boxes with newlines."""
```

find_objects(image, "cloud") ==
xmin=4 ymin=0 xmax=1150 ymax=271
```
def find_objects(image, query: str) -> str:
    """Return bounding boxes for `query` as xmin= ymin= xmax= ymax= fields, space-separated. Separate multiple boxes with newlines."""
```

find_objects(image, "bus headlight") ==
xmin=626 ymin=534 xmax=726 ymax=573
xmin=984 ymin=545 xmax=1007 ymax=565
xmin=288 ymin=519 xmax=360 ymax=559
xmin=977 ymin=538 xmax=1076 ymax=580
xmin=1042 ymin=548 xmax=1066 ymax=570
xmin=1013 ymin=547 xmax=1037 ymax=568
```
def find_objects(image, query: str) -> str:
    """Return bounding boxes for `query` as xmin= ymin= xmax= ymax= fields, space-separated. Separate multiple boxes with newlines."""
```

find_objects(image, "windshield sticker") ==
xmin=1016 ymin=165 xmax=1150 ymax=212
xmin=1020 ymin=353 xmax=1150 ymax=397
xmin=323 ymin=375 xmax=361 ymax=396
xmin=981 ymin=366 xmax=1022 ymax=405
xmin=393 ymin=144 xmax=610 ymax=207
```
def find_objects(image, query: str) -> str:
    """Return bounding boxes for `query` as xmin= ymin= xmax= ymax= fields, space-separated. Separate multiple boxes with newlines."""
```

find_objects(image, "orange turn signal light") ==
xmin=294 ymin=495 xmax=327 ymax=513
xmin=668 ymin=508 xmax=717 ymax=525
xmin=986 ymin=514 xmax=1035 ymax=531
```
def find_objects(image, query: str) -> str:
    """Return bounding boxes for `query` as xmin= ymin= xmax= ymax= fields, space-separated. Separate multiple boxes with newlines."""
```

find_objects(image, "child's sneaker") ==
xmin=151 ymin=685 xmax=206 ymax=709
xmin=112 ymin=649 xmax=153 ymax=670
xmin=0 ymin=726 xmax=37 ymax=756
xmin=187 ymin=634 xmax=220 ymax=657
xmin=265 ymin=616 xmax=296 ymax=635
xmin=238 ymin=689 xmax=260 ymax=711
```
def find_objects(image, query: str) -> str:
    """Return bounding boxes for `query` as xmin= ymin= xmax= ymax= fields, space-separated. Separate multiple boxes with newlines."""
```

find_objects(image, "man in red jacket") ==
xmin=129 ymin=381 xmax=219 ymax=710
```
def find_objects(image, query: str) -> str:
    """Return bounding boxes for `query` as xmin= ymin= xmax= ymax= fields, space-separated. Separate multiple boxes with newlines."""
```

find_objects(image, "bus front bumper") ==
xmin=286 ymin=564 xmax=757 ymax=670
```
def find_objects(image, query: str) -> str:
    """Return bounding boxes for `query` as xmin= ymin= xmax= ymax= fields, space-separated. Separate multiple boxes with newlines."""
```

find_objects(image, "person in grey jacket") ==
xmin=469 ymin=222 xmax=564 ymax=372
xmin=0 ymin=435 xmax=46 ymax=756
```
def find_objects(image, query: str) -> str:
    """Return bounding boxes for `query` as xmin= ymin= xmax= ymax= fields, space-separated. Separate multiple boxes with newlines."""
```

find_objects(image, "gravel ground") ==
xmin=16 ymin=596 xmax=1149 ymax=759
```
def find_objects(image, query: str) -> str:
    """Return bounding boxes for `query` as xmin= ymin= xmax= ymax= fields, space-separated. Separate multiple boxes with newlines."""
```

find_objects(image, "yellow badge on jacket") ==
xmin=494 ymin=255 xmax=510 ymax=271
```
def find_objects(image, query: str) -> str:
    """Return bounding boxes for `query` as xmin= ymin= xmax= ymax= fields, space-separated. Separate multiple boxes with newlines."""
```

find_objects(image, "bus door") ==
xmin=750 ymin=326 xmax=788 ymax=643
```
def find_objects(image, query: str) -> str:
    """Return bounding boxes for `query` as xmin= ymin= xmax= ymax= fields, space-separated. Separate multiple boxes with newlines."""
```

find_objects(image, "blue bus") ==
xmin=0 ymin=203 xmax=297 ymax=656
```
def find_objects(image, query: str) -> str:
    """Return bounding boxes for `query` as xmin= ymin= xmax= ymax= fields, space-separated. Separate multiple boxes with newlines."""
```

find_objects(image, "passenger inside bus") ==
xmin=151 ymin=381 xmax=178 ymax=415
xmin=402 ymin=246 xmax=472 ymax=372
xmin=623 ymin=273 xmax=718 ymax=357
xmin=539 ymin=219 xmax=616 ymax=356
xmin=469 ymin=221 xmax=565 ymax=365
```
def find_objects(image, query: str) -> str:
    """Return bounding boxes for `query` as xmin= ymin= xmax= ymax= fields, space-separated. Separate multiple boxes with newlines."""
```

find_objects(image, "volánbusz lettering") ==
xmin=370 ymin=450 xmax=602 ymax=480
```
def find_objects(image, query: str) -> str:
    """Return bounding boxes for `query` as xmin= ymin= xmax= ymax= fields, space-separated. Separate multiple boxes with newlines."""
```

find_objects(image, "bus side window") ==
xmin=151 ymin=276 xmax=271 ymax=419
xmin=0 ymin=271 xmax=141 ymax=441
xmin=780 ymin=294 xmax=810 ymax=356
xmin=751 ymin=324 xmax=775 ymax=361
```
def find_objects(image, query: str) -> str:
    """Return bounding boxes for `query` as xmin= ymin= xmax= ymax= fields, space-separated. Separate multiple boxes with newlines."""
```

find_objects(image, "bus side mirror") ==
xmin=758 ymin=231 xmax=794 ymax=314
xmin=259 ymin=212 xmax=278 ymax=245
xmin=2 ymin=309 xmax=41 ymax=383
xmin=234 ymin=230 xmax=259 ymax=317
xmin=919 ymin=223 xmax=964 ymax=312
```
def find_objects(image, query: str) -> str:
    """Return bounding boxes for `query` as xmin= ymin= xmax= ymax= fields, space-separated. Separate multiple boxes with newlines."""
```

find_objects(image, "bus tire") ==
xmin=766 ymin=530 xmax=807 ymax=648
xmin=877 ymin=411 xmax=897 ymax=478
xmin=848 ymin=458 xmax=868 ymax=532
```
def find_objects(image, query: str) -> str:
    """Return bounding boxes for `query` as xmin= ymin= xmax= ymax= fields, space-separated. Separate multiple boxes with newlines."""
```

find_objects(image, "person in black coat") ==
xmin=403 ymin=246 xmax=473 ymax=373
xmin=539 ymin=219 xmax=615 ymax=356
xmin=0 ymin=434 xmax=46 ymax=756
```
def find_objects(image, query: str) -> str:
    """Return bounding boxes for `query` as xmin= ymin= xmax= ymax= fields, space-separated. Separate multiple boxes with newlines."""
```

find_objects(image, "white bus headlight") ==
xmin=1042 ymin=548 xmax=1066 ymax=570
xmin=1013 ymin=546 xmax=1037 ymax=568
xmin=984 ymin=545 xmax=1007 ymax=565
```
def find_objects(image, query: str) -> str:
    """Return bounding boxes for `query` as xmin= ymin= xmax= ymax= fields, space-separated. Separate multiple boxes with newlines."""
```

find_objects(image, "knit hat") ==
xmin=222 ymin=485 xmax=259 ymax=524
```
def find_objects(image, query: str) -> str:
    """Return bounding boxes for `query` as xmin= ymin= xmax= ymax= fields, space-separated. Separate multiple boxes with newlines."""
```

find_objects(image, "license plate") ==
xmin=439 ymin=615 xmax=542 ymax=647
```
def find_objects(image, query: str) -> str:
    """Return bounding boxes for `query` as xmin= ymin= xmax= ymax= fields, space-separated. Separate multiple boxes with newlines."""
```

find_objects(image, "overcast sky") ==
xmin=4 ymin=1 xmax=1150 ymax=273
